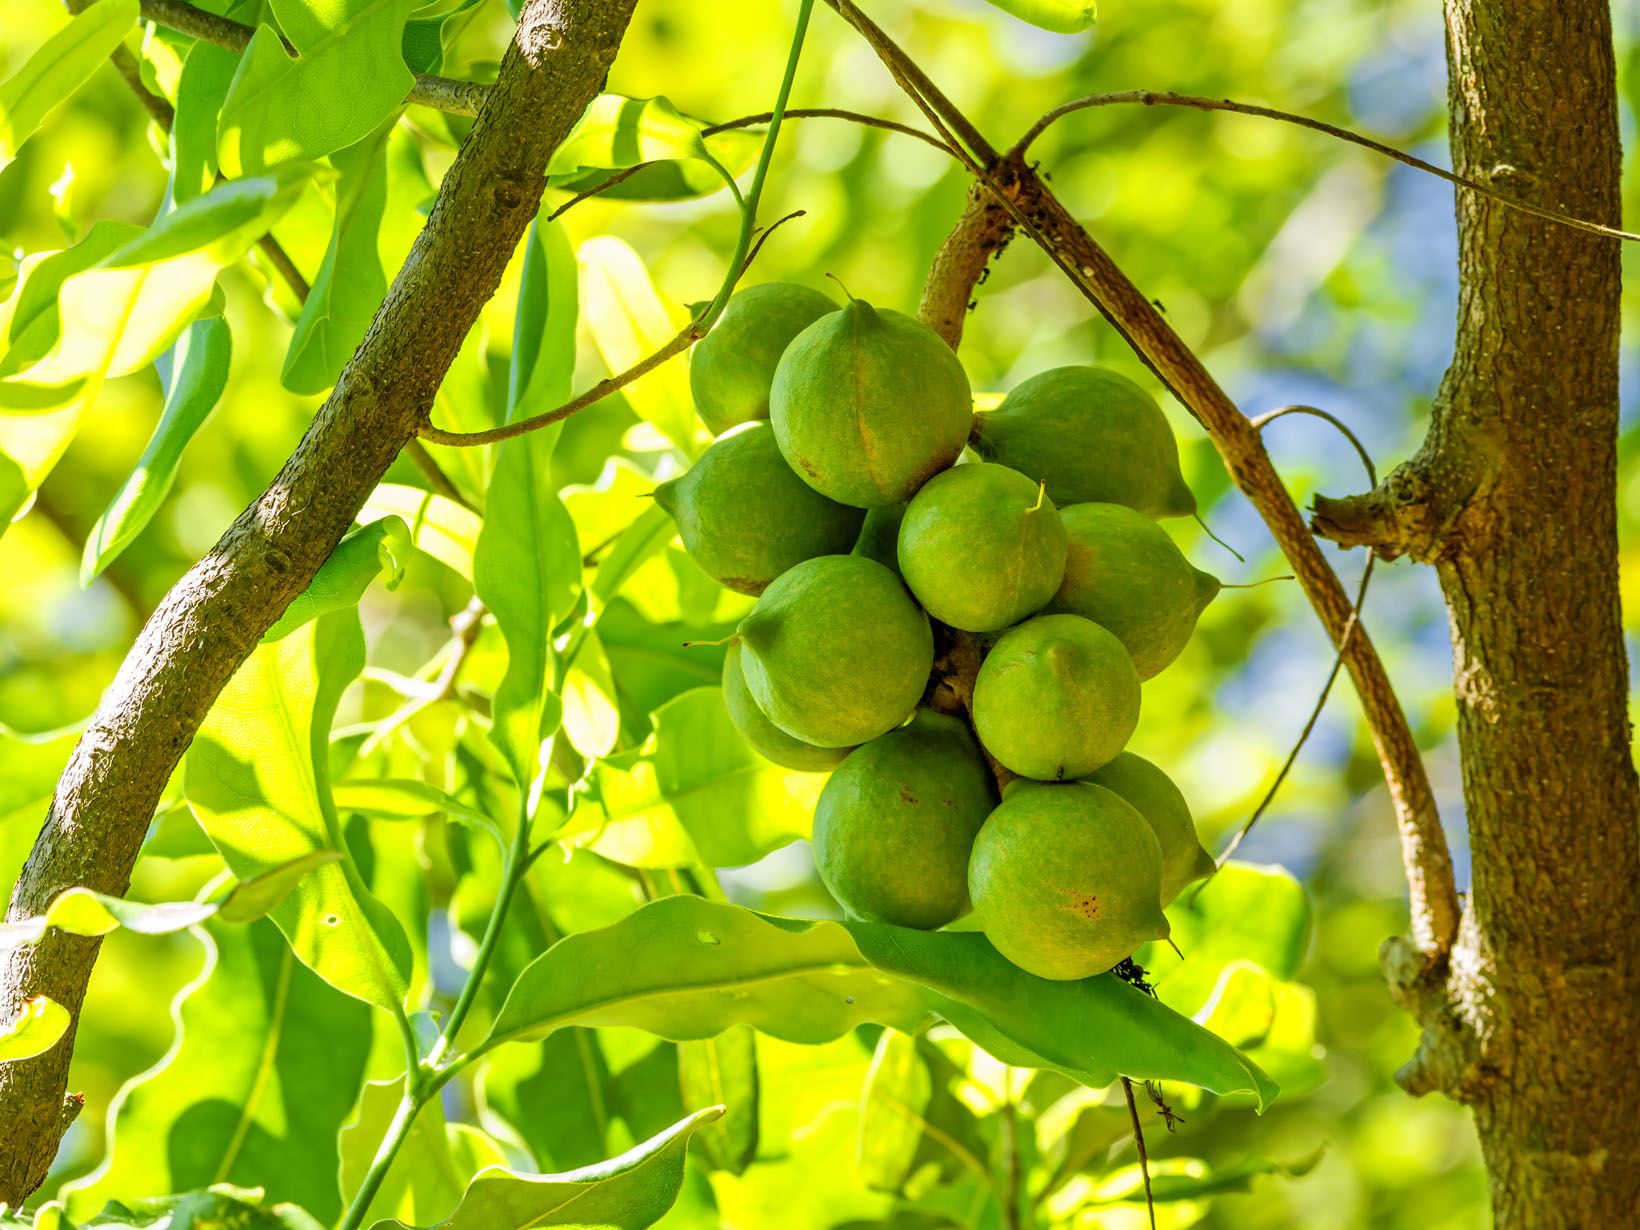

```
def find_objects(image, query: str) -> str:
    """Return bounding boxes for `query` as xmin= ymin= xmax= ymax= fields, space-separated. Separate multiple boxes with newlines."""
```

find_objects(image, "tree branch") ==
xmin=824 ymin=0 xmax=1462 ymax=960
xmin=0 ymin=0 xmax=637 ymax=1200
xmin=136 ymin=0 xmax=491 ymax=116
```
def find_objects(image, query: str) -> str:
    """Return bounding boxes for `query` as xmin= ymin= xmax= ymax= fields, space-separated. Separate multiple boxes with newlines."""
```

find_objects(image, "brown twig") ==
xmin=824 ymin=0 xmax=1461 ymax=958
xmin=136 ymin=0 xmax=489 ymax=116
xmin=1015 ymin=90 xmax=1640 ymax=245
xmin=705 ymin=107 xmax=947 ymax=152
xmin=1121 ymin=1077 xmax=1157 ymax=1230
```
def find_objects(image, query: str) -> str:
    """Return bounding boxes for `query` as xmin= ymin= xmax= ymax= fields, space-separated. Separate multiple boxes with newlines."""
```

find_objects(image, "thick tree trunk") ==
xmin=1319 ymin=2 xmax=1640 ymax=1224
xmin=0 ymin=0 xmax=635 ymax=1200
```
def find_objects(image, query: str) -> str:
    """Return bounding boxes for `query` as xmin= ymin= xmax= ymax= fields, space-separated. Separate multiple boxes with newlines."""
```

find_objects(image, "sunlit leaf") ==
xmin=82 ymin=315 xmax=231 ymax=582
xmin=284 ymin=120 xmax=430 ymax=394
xmin=679 ymin=1026 xmax=759 ymax=1175
xmin=0 ymin=996 xmax=68 ymax=1064
xmin=857 ymin=1030 xmax=931 ymax=1191
xmin=479 ymin=1029 xmax=616 ymax=1171
xmin=486 ymin=897 xmax=1278 ymax=1106
xmin=578 ymin=236 xmax=696 ymax=455
xmin=0 ymin=851 xmax=337 ymax=948
xmin=364 ymin=1107 xmax=724 ymax=1230
xmin=61 ymin=921 xmax=372 ymax=1222
xmin=360 ymin=483 xmax=481 ymax=581
xmin=264 ymin=515 xmax=410 ymax=641
xmin=0 ymin=0 xmax=140 ymax=169
xmin=217 ymin=0 xmax=416 ymax=176
xmin=186 ymin=611 xmax=414 ymax=1010
xmin=981 ymin=0 xmax=1096 ymax=34
xmin=339 ymin=1080 xmax=469 ymax=1227
xmin=559 ymin=688 xmax=820 ymax=868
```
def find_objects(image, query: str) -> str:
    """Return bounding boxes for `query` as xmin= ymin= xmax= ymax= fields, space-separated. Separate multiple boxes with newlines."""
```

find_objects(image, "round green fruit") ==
xmin=689 ymin=282 xmax=837 ymax=434
xmin=1047 ymin=502 xmax=1218 ymax=679
xmin=737 ymin=554 xmax=933 ymax=747
xmin=974 ymin=366 xmax=1196 ymax=518
xmin=971 ymin=613 xmax=1140 ymax=780
xmin=898 ymin=463 xmax=1068 ymax=632
xmin=721 ymin=643 xmax=850 ymax=772
xmin=813 ymin=710 xmax=997 ymax=928
xmin=852 ymin=503 xmax=906 ymax=573
xmin=770 ymin=299 xmax=971 ymax=507
xmin=969 ymin=781 xmax=1170 ymax=979
xmin=1084 ymin=752 xmax=1214 ymax=905
xmin=654 ymin=423 xmax=865 ymax=595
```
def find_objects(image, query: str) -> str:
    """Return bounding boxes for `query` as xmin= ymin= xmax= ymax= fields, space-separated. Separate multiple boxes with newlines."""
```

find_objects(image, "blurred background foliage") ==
xmin=6 ymin=0 xmax=1640 ymax=1224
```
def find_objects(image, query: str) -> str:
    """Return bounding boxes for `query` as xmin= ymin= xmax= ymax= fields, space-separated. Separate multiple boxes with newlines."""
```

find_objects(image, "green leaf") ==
xmin=0 ymin=170 xmax=310 ymax=528
xmin=487 ymin=897 xmax=1277 ymax=1107
xmin=81 ymin=315 xmax=232 ymax=582
xmin=360 ymin=483 xmax=481 ymax=581
xmin=561 ymin=626 xmax=621 ymax=759
xmin=981 ymin=0 xmax=1096 ymax=34
xmin=0 ymin=996 xmax=68 ymax=1063
xmin=547 ymin=95 xmax=730 ymax=189
xmin=48 ymin=1187 xmax=326 ymax=1229
xmin=401 ymin=0 xmax=482 ymax=74
xmin=857 ymin=1030 xmax=930 ymax=1192
xmin=0 ymin=0 xmax=140 ymax=168
xmin=334 ymin=777 xmax=505 ymax=849
xmin=217 ymin=0 xmax=416 ymax=176
xmin=167 ymin=42 xmax=240 ymax=207
xmin=1142 ymin=862 xmax=1312 ymax=1014
xmin=679 ymin=1026 xmax=759 ymax=1175
xmin=479 ymin=1029 xmax=615 ymax=1171
xmin=364 ymin=1107 xmax=723 ymax=1230
xmin=1091 ymin=1149 xmax=1325 ymax=1204
xmin=475 ymin=220 xmax=582 ymax=793
xmin=186 ymin=611 xmax=413 ymax=1010
xmin=0 ymin=851 xmax=337 ymax=948
xmin=283 ymin=120 xmax=429 ymax=393
xmin=264 ymin=515 xmax=410 ymax=642
xmin=561 ymin=688 xmax=820 ymax=868
xmin=61 ymin=921 xmax=372 ymax=1223
xmin=577 ymin=236 xmax=696 ymax=455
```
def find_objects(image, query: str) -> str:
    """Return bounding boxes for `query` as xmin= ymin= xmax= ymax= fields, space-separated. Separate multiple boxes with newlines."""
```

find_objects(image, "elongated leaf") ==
xmin=0 ymin=169 xmax=310 ymax=528
xmin=1092 ymin=1149 xmax=1324 ymax=1205
xmin=0 ymin=851 xmax=336 ymax=949
xmin=361 ymin=483 xmax=480 ymax=581
xmin=82 ymin=315 xmax=231 ymax=582
xmin=0 ymin=996 xmax=68 ymax=1063
xmin=487 ymin=897 xmax=1277 ymax=1107
xmin=217 ymin=0 xmax=415 ymax=176
xmin=578 ymin=237 xmax=696 ymax=455
xmin=186 ymin=611 xmax=413 ymax=1010
xmin=679 ymin=1026 xmax=759 ymax=1175
xmin=62 ymin=921 xmax=372 ymax=1222
xmin=476 ymin=220 xmax=581 ymax=792
xmin=168 ymin=41 xmax=240 ymax=207
xmin=284 ymin=120 xmax=429 ymax=393
xmin=365 ymin=1107 xmax=723 ymax=1230
xmin=0 ymin=0 xmax=140 ymax=168
xmin=560 ymin=688 xmax=820 ymax=868
xmin=982 ymin=0 xmax=1096 ymax=34
xmin=857 ymin=1030 xmax=931 ymax=1192
xmin=333 ymin=778 xmax=501 ymax=843
xmin=264 ymin=515 xmax=409 ymax=641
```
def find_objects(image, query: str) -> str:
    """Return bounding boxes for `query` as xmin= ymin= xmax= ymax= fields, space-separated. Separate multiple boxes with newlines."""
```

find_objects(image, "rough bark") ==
xmin=0 ymin=0 xmax=636 ymax=1200
xmin=1317 ymin=2 xmax=1640 ymax=1224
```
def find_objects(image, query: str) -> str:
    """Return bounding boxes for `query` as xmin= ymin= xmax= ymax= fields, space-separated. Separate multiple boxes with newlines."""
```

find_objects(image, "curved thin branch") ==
xmin=137 ymin=0 xmax=489 ymax=116
xmin=826 ymin=0 xmax=1461 ymax=959
xmin=1016 ymin=90 xmax=1640 ymax=245
xmin=704 ymin=107 xmax=949 ymax=152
